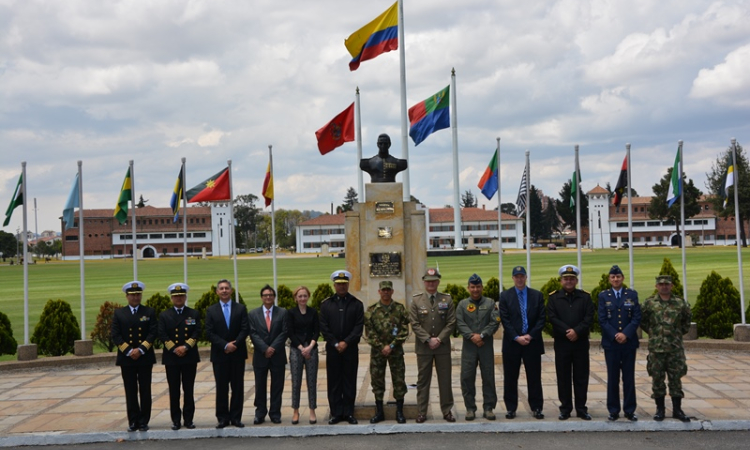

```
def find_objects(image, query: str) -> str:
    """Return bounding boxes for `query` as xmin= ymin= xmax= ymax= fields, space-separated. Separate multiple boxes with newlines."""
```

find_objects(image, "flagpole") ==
xmin=355 ymin=88 xmax=364 ymax=202
xmin=21 ymin=162 xmax=29 ymax=345
xmin=496 ymin=138 xmax=503 ymax=290
xmin=227 ymin=160 xmax=239 ymax=303
xmin=677 ymin=141 xmax=687 ymax=301
xmin=625 ymin=144 xmax=633 ymax=288
xmin=450 ymin=68 xmax=462 ymax=250
xmin=77 ymin=161 xmax=86 ymax=340
xmin=731 ymin=138 xmax=746 ymax=324
xmin=575 ymin=145 xmax=582 ymax=287
xmin=181 ymin=158 xmax=188 ymax=285
xmin=525 ymin=150 xmax=531 ymax=285
xmin=129 ymin=160 xmax=137 ymax=279
xmin=269 ymin=145 xmax=278 ymax=302
xmin=397 ymin=0 xmax=410 ymax=202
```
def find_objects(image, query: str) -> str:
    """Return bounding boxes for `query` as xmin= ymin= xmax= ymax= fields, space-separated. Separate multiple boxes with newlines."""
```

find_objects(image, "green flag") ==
xmin=114 ymin=168 xmax=132 ymax=225
xmin=570 ymin=169 xmax=581 ymax=210
xmin=3 ymin=173 xmax=23 ymax=227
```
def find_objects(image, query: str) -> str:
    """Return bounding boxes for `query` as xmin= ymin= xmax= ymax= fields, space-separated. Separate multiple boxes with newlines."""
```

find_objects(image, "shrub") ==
xmin=310 ymin=283 xmax=333 ymax=311
xmin=277 ymin=284 xmax=295 ymax=309
xmin=193 ymin=285 xmax=246 ymax=341
xmin=0 ymin=310 xmax=17 ymax=356
xmin=539 ymin=277 xmax=562 ymax=337
xmin=443 ymin=283 xmax=469 ymax=310
xmin=484 ymin=277 xmax=505 ymax=302
xmin=31 ymin=299 xmax=80 ymax=356
xmin=651 ymin=257 xmax=684 ymax=299
xmin=90 ymin=301 xmax=123 ymax=352
xmin=145 ymin=292 xmax=172 ymax=348
xmin=692 ymin=271 xmax=741 ymax=339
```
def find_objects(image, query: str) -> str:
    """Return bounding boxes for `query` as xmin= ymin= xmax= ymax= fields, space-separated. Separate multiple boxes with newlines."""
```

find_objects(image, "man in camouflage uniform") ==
xmin=456 ymin=274 xmax=500 ymax=420
xmin=365 ymin=280 xmax=410 ymax=424
xmin=640 ymin=275 xmax=692 ymax=423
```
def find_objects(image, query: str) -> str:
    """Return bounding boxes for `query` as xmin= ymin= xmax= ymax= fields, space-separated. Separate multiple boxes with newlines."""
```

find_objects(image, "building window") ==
xmin=165 ymin=233 xmax=177 ymax=238
xmin=136 ymin=234 xmax=147 ymax=239
xmin=120 ymin=234 xmax=133 ymax=240
xmin=193 ymin=232 xmax=206 ymax=238
xmin=65 ymin=236 xmax=78 ymax=241
xmin=149 ymin=234 xmax=163 ymax=239
xmin=647 ymin=221 xmax=660 ymax=226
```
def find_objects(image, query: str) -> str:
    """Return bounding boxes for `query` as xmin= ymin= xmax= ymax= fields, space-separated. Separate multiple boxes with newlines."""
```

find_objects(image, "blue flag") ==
xmin=63 ymin=173 xmax=80 ymax=230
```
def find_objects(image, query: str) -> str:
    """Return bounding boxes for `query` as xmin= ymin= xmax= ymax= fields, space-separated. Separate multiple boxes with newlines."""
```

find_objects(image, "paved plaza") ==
xmin=0 ymin=340 xmax=749 ymax=446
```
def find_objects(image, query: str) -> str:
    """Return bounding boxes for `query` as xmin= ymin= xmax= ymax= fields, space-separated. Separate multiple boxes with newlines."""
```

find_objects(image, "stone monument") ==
xmin=347 ymin=134 xmax=426 ymax=307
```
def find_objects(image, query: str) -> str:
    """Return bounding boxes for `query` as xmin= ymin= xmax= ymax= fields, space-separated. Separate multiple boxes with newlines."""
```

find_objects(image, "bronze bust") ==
xmin=360 ymin=134 xmax=408 ymax=183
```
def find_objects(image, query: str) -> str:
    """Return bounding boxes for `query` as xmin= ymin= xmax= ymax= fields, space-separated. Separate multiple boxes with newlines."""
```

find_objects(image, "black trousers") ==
xmin=253 ymin=363 xmax=285 ymax=420
xmin=165 ymin=363 xmax=197 ymax=424
xmin=554 ymin=340 xmax=590 ymax=415
xmin=604 ymin=347 xmax=637 ymax=415
xmin=212 ymin=359 xmax=245 ymax=422
xmin=502 ymin=342 xmax=543 ymax=412
xmin=326 ymin=345 xmax=358 ymax=418
xmin=120 ymin=365 xmax=153 ymax=426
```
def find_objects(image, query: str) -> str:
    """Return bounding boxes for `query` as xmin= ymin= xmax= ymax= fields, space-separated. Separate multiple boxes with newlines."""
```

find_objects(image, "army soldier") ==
xmin=409 ymin=268 xmax=456 ymax=423
xmin=157 ymin=283 xmax=200 ymax=430
xmin=598 ymin=265 xmax=641 ymax=422
xmin=547 ymin=265 xmax=594 ymax=421
xmin=456 ymin=274 xmax=500 ymax=420
xmin=365 ymin=280 xmax=410 ymax=424
xmin=112 ymin=281 xmax=157 ymax=432
xmin=641 ymin=275 xmax=692 ymax=423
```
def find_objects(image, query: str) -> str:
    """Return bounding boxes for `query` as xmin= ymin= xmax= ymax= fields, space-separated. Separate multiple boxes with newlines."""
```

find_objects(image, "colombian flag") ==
xmin=478 ymin=149 xmax=499 ymax=201
xmin=408 ymin=85 xmax=450 ymax=146
xmin=345 ymin=2 xmax=398 ymax=71
xmin=186 ymin=167 xmax=230 ymax=203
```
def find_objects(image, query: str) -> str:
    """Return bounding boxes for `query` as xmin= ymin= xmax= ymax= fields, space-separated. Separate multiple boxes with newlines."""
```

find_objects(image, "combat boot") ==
xmin=396 ymin=399 xmax=406 ymax=424
xmin=653 ymin=397 xmax=666 ymax=421
xmin=672 ymin=397 xmax=690 ymax=422
xmin=370 ymin=400 xmax=385 ymax=424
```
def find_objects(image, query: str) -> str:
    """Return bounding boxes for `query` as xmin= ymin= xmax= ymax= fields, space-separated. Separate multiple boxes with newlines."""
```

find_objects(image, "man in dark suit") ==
xmin=205 ymin=279 xmax=250 ymax=428
xmin=158 ymin=283 xmax=201 ymax=430
xmin=249 ymin=284 xmax=288 ymax=424
xmin=598 ymin=265 xmax=641 ymax=421
xmin=497 ymin=266 xmax=546 ymax=420
xmin=111 ymin=281 xmax=157 ymax=432
xmin=319 ymin=270 xmax=364 ymax=424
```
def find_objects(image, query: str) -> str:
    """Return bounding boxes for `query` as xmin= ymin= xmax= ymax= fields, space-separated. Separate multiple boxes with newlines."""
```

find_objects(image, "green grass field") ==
xmin=1 ymin=247 xmax=749 ymax=346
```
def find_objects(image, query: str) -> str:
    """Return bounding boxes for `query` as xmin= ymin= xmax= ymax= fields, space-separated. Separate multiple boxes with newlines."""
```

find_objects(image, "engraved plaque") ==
xmin=378 ymin=227 xmax=393 ymax=239
xmin=369 ymin=252 xmax=402 ymax=277
xmin=375 ymin=201 xmax=394 ymax=214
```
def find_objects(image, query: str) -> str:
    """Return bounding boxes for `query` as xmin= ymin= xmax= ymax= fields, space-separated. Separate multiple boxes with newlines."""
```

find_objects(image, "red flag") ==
xmin=186 ymin=167 xmax=230 ymax=203
xmin=612 ymin=155 xmax=628 ymax=207
xmin=262 ymin=161 xmax=273 ymax=207
xmin=315 ymin=103 xmax=355 ymax=155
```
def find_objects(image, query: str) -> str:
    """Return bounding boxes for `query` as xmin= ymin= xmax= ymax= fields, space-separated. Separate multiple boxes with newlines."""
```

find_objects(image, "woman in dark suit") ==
xmin=287 ymin=286 xmax=320 ymax=424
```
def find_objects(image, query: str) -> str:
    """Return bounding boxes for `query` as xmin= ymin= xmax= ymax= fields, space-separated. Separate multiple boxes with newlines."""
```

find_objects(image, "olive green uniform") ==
xmin=456 ymin=296 xmax=500 ymax=413
xmin=365 ymin=300 xmax=410 ymax=401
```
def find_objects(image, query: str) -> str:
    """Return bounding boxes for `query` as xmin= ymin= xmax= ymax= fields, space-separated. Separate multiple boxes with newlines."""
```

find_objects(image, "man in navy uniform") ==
xmin=158 ymin=283 xmax=201 ymax=430
xmin=598 ymin=265 xmax=641 ymax=421
xmin=112 ymin=281 xmax=157 ymax=432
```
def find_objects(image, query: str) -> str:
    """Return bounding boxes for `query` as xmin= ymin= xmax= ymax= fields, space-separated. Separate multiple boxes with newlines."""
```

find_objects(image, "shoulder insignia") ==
xmin=549 ymin=290 xmax=557 ymax=295
xmin=413 ymin=292 xmax=423 ymax=297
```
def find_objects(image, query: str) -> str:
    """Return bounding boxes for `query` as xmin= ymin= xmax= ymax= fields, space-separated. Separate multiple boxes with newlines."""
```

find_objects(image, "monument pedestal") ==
xmin=17 ymin=344 xmax=37 ymax=361
xmin=346 ymin=183 xmax=426 ymax=307
xmin=74 ymin=339 xmax=94 ymax=356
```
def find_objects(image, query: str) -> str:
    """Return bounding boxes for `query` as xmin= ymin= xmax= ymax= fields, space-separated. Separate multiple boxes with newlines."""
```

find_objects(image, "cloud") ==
xmin=690 ymin=43 xmax=750 ymax=107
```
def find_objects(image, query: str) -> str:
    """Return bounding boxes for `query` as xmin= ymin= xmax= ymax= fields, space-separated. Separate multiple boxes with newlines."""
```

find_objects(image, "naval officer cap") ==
xmin=331 ymin=270 xmax=352 ymax=284
xmin=168 ymin=283 xmax=189 ymax=295
xmin=559 ymin=265 xmax=580 ymax=278
xmin=122 ymin=281 xmax=145 ymax=294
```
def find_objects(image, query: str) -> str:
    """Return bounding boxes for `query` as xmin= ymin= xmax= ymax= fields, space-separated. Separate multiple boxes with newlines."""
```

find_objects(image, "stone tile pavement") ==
xmin=0 ymin=342 xmax=749 ymax=446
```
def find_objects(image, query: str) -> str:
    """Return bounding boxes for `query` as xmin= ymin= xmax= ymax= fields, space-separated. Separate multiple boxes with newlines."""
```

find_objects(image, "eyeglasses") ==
xmin=261 ymin=294 xmax=275 ymax=298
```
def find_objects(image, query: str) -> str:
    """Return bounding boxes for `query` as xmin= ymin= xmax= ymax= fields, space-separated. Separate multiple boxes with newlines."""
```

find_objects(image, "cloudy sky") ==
xmin=1 ymin=0 xmax=749 ymax=233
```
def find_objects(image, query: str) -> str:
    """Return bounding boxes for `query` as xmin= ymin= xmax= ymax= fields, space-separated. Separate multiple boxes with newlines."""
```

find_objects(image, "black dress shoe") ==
xmin=624 ymin=413 xmax=638 ymax=422
xmin=345 ymin=415 xmax=358 ymax=424
xmin=271 ymin=418 xmax=281 ymax=424
xmin=231 ymin=420 xmax=245 ymax=428
xmin=127 ymin=424 xmax=138 ymax=432
xmin=578 ymin=412 xmax=592 ymax=421
xmin=253 ymin=417 xmax=265 ymax=425
xmin=328 ymin=416 xmax=342 ymax=425
xmin=184 ymin=422 xmax=196 ymax=429
xmin=216 ymin=420 xmax=229 ymax=429
xmin=558 ymin=413 xmax=570 ymax=420
xmin=608 ymin=413 xmax=619 ymax=421
xmin=505 ymin=411 xmax=516 ymax=419
xmin=139 ymin=424 xmax=149 ymax=432
xmin=533 ymin=409 xmax=544 ymax=420
xmin=171 ymin=422 xmax=181 ymax=431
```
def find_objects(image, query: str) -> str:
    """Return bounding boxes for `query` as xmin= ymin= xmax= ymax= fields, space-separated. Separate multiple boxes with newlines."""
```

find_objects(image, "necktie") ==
xmin=616 ymin=291 xmax=621 ymax=301
xmin=131 ymin=307 xmax=137 ymax=315
xmin=223 ymin=302 xmax=230 ymax=328
xmin=266 ymin=309 xmax=272 ymax=332
xmin=519 ymin=290 xmax=528 ymax=334
xmin=177 ymin=308 xmax=183 ymax=315
xmin=430 ymin=295 xmax=435 ymax=306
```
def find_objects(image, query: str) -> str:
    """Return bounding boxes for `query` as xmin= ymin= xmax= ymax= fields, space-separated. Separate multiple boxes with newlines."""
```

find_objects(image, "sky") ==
xmin=1 ymin=0 xmax=749 ymax=234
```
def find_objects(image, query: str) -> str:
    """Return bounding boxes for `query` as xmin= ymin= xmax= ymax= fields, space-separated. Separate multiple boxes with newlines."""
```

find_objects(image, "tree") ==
xmin=461 ymin=190 xmax=477 ymax=208
xmin=90 ymin=301 xmax=122 ymax=351
xmin=541 ymin=200 xmax=560 ymax=239
xmin=233 ymin=194 xmax=260 ymax=250
xmin=649 ymin=166 xmax=703 ymax=241
xmin=705 ymin=142 xmax=750 ymax=246
xmin=528 ymin=185 xmax=545 ymax=241
xmin=556 ymin=179 xmax=589 ymax=230
xmin=0 ymin=310 xmax=17 ymax=356
xmin=310 ymin=283 xmax=333 ymax=311
xmin=0 ymin=230 xmax=17 ymax=260
xmin=277 ymin=284 xmax=295 ymax=309
xmin=500 ymin=203 xmax=517 ymax=216
xmin=31 ymin=299 xmax=81 ymax=356
xmin=340 ymin=187 xmax=358 ymax=212
xmin=692 ymin=271 xmax=741 ymax=339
